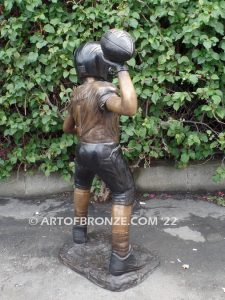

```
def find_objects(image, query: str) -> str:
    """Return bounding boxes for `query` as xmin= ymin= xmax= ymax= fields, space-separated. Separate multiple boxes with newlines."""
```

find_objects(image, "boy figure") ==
xmin=63 ymin=42 xmax=144 ymax=276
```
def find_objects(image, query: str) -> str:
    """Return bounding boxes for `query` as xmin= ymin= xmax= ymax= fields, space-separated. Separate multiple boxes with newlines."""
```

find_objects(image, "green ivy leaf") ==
xmin=27 ymin=52 xmax=38 ymax=62
xmin=129 ymin=18 xmax=139 ymax=28
xmin=212 ymin=95 xmax=221 ymax=105
xmin=181 ymin=153 xmax=189 ymax=163
xmin=44 ymin=24 xmax=55 ymax=33
xmin=203 ymin=40 xmax=212 ymax=49
xmin=189 ymin=74 xmax=198 ymax=85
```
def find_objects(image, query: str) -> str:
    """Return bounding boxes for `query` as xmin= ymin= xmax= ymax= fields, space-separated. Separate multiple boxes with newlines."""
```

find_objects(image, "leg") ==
xmin=111 ymin=204 xmax=132 ymax=257
xmin=109 ymin=195 xmax=145 ymax=276
xmin=73 ymin=187 xmax=91 ymax=244
xmin=95 ymin=144 xmax=145 ymax=275
xmin=73 ymin=160 xmax=94 ymax=244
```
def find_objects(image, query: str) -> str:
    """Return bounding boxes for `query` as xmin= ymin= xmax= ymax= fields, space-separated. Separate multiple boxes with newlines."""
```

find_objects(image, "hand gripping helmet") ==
xmin=73 ymin=42 xmax=113 ymax=83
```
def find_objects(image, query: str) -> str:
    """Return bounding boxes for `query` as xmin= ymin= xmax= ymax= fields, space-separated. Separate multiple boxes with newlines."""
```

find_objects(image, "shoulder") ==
xmin=70 ymin=84 xmax=86 ymax=102
xmin=93 ymin=81 xmax=118 ymax=98
xmin=93 ymin=81 xmax=119 ymax=111
xmin=70 ymin=86 xmax=77 ymax=100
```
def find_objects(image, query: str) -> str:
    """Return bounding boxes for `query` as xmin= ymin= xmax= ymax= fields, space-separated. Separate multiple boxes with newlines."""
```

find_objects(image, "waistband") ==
xmin=76 ymin=141 xmax=120 ymax=153
xmin=78 ymin=141 xmax=118 ymax=146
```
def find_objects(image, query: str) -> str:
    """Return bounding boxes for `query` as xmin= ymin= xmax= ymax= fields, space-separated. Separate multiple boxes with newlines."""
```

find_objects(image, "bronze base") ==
xmin=59 ymin=231 xmax=160 ymax=292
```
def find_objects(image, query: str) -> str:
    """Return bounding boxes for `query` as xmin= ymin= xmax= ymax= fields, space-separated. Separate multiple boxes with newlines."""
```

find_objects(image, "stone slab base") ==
xmin=59 ymin=231 xmax=160 ymax=292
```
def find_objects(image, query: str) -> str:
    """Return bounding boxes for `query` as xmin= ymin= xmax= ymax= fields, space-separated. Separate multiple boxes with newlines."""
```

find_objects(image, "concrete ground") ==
xmin=0 ymin=193 xmax=225 ymax=300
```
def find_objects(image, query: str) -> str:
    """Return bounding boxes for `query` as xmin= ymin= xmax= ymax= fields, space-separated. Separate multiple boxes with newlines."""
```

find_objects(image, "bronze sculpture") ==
xmin=60 ymin=31 xmax=160 ymax=290
xmin=63 ymin=39 xmax=146 ymax=276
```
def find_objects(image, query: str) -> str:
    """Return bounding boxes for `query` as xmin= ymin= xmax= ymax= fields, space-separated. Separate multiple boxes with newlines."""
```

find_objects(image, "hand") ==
xmin=102 ymin=55 xmax=128 ymax=74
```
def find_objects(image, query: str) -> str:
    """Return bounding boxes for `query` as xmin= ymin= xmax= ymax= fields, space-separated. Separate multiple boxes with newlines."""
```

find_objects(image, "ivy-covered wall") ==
xmin=1 ymin=0 xmax=225 ymax=181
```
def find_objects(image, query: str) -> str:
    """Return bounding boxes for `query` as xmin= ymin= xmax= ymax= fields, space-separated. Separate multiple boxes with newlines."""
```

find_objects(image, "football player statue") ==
xmin=63 ymin=30 xmax=144 ymax=276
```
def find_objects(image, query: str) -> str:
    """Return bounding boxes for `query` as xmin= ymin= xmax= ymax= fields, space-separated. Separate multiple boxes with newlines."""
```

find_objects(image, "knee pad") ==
xmin=112 ymin=187 xmax=135 ymax=206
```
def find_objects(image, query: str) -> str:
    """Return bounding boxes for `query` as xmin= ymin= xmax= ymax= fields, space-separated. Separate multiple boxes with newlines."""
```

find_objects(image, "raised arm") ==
xmin=106 ymin=70 xmax=137 ymax=116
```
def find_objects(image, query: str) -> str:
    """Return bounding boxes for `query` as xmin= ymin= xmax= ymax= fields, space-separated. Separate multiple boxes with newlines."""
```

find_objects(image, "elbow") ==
xmin=122 ymin=98 xmax=138 ymax=116
xmin=125 ymin=93 xmax=138 ymax=116
xmin=62 ymin=123 xmax=67 ymax=133
xmin=125 ymin=108 xmax=137 ymax=117
xmin=63 ymin=124 xmax=72 ymax=134
xmin=63 ymin=115 xmax=75 ymax=134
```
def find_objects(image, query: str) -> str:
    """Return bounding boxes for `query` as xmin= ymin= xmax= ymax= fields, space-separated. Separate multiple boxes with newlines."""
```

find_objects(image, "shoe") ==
xmin=109 ymin=247 xmax=145 ymax=276
xmin=72 ymin=225 xmax=87 ymax=244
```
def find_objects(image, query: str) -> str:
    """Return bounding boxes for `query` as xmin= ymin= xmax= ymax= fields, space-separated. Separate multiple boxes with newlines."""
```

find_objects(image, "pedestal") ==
xmin=59 ymin=231 xmax=160 ymax=292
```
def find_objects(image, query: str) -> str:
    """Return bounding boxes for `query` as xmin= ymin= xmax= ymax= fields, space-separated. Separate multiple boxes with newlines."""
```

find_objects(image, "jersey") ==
xmin=68 ymin=80 xmax=120 ymax=143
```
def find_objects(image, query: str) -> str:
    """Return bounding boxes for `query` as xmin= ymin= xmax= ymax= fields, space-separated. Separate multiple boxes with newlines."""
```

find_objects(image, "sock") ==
xmin=74 ymin=188 xmax=90 ymax=226
xmin=111 ymin=204 xmax=132 ymax=257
